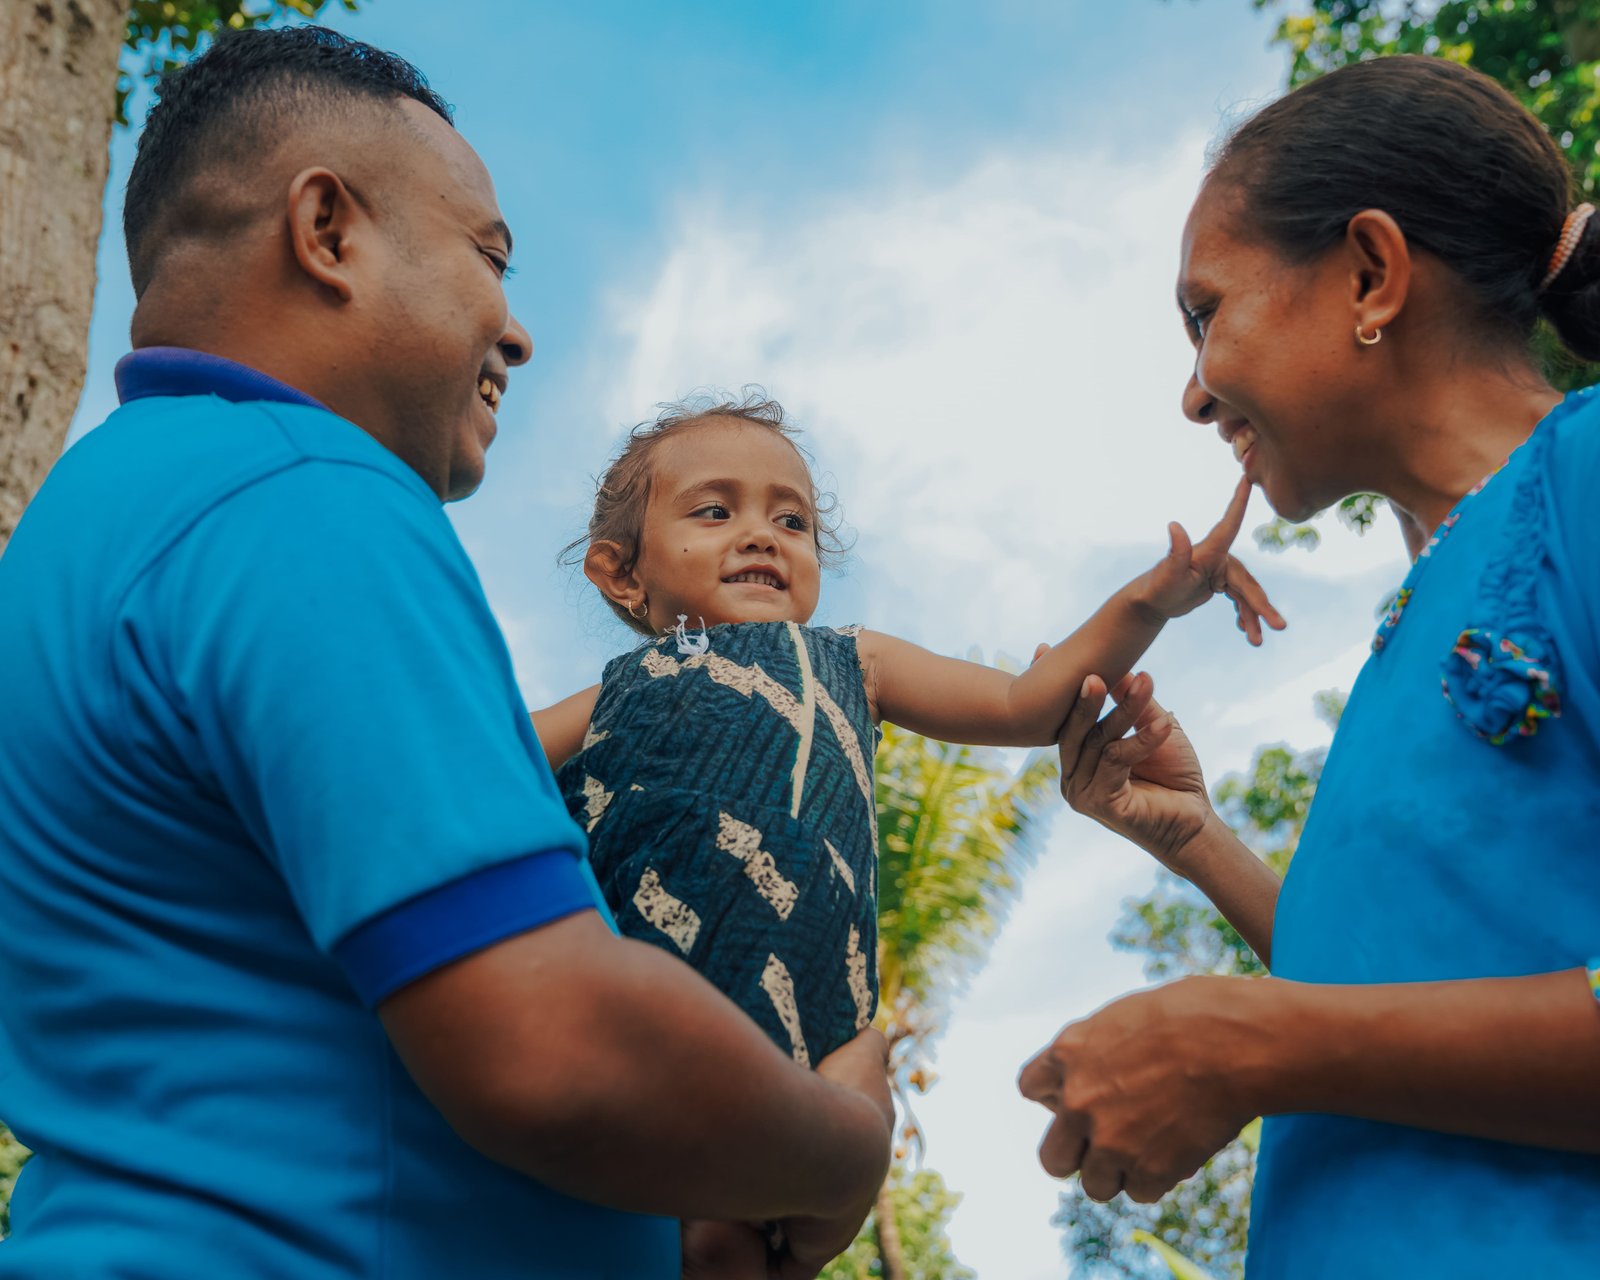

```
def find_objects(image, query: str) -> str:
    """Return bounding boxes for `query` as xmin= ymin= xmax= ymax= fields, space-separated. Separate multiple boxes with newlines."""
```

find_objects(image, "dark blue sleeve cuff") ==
xmin=334 ymin=849 xmax=599 ymax=1007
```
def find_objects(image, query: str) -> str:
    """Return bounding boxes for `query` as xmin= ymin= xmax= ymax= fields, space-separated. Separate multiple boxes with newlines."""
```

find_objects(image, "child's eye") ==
xmin=778 ymin=512 xmax=811 ymax=532
xmin=693 ymin=504 xmax=731 ymax=520
xmin=1182 ymin=303 xmax=1212 ymax=344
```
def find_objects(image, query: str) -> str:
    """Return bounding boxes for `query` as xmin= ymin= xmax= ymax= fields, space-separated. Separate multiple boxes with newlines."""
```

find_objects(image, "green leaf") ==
xmin=1132 ymin=1229 xmax=1224 ymax=1280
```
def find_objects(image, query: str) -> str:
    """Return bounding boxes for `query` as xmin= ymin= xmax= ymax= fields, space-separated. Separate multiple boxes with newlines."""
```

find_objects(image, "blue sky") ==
xmin=73 ymin=3 xmax=1411 ymax=1276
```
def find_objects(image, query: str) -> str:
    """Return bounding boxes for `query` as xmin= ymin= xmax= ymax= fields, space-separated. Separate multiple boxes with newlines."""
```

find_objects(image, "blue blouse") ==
xmin=1248 ymin=389 xmax=1600 ymax=1277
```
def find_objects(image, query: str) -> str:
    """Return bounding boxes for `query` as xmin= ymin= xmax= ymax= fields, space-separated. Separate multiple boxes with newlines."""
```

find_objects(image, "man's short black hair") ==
xmin=123 ymin=24 xmax=453 ymax=295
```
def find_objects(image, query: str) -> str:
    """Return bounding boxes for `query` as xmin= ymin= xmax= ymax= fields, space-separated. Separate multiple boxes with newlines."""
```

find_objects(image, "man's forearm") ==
xmin=384 ymin=913 xmax=891 ymax=1222
xmin=1240 ymin=969 xmax=1600 ymax=1152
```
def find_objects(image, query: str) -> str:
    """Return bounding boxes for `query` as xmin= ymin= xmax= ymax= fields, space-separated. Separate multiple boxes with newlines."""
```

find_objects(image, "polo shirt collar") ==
xmin=114 ymin=347 xmax=329 ymax=412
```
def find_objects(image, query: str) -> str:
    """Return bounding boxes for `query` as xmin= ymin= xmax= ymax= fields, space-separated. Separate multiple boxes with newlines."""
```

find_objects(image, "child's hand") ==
xmin=1135 ymin=477 xmax=1286 ymax=645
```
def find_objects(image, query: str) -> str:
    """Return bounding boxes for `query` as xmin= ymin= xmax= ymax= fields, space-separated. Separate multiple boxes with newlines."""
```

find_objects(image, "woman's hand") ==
xmin=1133 ymin=477 xmax=1286 ymax=645
xmin=1017 ymin=975 xmax=1266 ymax=1203
xmin=1056 ymin=672 xmax=1216 ymax=872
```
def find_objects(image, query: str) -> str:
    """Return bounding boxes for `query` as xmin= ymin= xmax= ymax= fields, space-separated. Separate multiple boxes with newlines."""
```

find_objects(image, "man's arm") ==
xmin=381 ymin=910 xmax=893 ymax=1222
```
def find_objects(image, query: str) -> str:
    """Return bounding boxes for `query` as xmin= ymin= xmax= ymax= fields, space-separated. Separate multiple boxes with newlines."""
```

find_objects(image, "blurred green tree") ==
xmin=839 ymin=721 xmax=1059 ymax=1279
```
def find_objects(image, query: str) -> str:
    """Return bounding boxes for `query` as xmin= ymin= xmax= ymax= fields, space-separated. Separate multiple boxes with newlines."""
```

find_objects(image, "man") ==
xmin=0 ymin=26 xmax=889 ymax=1279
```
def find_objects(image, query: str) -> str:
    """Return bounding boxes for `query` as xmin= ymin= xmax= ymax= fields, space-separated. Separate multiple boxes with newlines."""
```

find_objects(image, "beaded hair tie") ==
xmin=1540 ymin=203 xmax=1596 ymax=290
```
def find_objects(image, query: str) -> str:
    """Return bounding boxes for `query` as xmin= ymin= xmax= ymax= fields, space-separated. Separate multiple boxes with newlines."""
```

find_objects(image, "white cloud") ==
xmin=583 ymin=132 xmax=1412 ymax=1278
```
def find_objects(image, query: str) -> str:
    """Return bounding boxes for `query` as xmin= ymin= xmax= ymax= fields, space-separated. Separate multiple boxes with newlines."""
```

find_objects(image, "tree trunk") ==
xmin=873 ymin=1176 xmax=908 ymax=1280
xmin=0 ymin=0 xmax=124 ymax=554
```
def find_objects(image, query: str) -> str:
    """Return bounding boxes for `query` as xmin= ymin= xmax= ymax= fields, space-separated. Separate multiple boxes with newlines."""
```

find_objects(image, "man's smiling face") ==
xmin=362 ymin=100 xmax=531 ymax=501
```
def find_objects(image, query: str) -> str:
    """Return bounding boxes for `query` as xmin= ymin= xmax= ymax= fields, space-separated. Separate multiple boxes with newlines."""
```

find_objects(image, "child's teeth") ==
xmin=1232 ymin=430 xmax=1256 ymax=461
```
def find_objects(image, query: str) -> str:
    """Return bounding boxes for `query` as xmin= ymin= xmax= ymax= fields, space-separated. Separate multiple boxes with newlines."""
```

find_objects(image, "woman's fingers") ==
xmin=1101 ymin=712 xmax=1174 ymax=772
xmin=1078 ymin=1147 xmax=1127 ymax=1203
xmin=1069 ymin=673 xmax=1153 ymax=794
xmin=1057 ymin=675 xmax=1109 ymax=784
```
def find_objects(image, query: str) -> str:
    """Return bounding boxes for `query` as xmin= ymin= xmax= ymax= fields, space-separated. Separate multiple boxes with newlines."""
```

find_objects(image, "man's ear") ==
xmin=584 ymin=540 xmax=643 ymax=608
xmin=286 ymin=167 xmax=365 ymax=303
xmin=1344 ymin=208 xmax=1411 ymax=335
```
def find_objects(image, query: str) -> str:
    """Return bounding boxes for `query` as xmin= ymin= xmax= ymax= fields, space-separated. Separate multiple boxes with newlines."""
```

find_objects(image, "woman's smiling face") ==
xmin=1176 ymin=180 xmax=1376 ymax=522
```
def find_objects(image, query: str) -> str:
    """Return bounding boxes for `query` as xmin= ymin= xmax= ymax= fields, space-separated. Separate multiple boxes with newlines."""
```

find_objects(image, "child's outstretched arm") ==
xmin=530 ymin=685 xmax=601 ymax=772
xmin=859 ymin=478 xmax=1284 ymax=747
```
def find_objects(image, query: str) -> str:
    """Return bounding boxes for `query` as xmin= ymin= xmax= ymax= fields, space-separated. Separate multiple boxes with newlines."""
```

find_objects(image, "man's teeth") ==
xmin=478 ymin=377 xmax=501 ymax=412
xmin=725 ymin=572 xmax=782 ymax=588
xmin=1232 ymin=428 xmax=1257 ymax=462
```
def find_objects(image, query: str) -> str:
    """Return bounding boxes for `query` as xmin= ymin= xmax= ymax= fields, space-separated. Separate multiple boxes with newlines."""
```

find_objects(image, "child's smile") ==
xmin=617 ymin=420 xmax=823 ymax=631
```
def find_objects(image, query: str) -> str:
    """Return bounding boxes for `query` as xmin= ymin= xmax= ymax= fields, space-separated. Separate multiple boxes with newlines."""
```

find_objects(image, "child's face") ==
xmin=631 ymin=420 xmax=822 ymax=629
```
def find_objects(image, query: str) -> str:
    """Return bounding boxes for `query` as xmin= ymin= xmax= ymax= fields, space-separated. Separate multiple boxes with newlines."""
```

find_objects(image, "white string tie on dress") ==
xmin=674 ymin=614 xmax=711 ymax=656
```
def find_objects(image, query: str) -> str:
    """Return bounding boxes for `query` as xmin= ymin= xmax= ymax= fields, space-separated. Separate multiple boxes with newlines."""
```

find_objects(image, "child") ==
xmin=533 ymin=394 xmax=1281 ymax=1068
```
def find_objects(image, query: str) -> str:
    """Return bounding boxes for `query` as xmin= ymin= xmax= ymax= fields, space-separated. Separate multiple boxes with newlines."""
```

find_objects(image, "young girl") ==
xmin=533 ymin=394 xmax=1281 ymax=1068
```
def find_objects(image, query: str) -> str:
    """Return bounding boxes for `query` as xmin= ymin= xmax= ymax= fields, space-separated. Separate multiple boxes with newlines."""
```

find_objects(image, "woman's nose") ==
xmin=1182 ymin=369 xmax=1217 ymax=425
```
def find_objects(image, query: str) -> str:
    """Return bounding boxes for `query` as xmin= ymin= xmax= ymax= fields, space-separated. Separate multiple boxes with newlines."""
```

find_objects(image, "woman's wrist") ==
xmin=1164 ymin=808 xmax=1242 ymax=878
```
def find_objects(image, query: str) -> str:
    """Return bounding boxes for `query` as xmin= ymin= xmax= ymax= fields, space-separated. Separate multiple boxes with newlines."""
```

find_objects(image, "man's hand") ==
xmin=680 ymin=1219 xmax=770 ymax=1279
xmin=1017 ymin=976 xmax=1264 ymax=1204
xmin=1132 ymin=477 xmax=1286 ymax=645
xmin=768 ymin=1028 xmax=893 ymax=1277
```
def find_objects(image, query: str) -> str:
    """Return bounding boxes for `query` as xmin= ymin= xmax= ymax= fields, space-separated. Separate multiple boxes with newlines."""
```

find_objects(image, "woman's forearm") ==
xmin=1241 ymin=969 xmax=1600 ymax=1151
xmin=1169 ymin=813 xmax=1280 ymax=967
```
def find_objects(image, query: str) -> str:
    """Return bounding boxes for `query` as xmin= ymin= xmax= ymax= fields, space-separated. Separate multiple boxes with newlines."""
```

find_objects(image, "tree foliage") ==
xmin=121 ymin=1 xmax=362 ymax=124
xmin=0 ymin=1126 xmax=29 ymax=1239
xmin=820 ymin=1168 xmax=977 ymax=1280
xmin=812 ymin=714 xmax=1062 ymax=1277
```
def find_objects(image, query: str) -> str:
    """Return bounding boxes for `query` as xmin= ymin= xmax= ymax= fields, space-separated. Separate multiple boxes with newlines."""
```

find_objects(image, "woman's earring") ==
xmin=1355 ymin=323 xmax=1383 ymax=346
xmin=626 ymin=597 xmax=650 ymax=620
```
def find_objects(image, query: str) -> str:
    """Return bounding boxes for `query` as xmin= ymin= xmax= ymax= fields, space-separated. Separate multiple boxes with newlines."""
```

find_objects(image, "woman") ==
xmin=1018 ymin=55 xmax=1600 ymax=1277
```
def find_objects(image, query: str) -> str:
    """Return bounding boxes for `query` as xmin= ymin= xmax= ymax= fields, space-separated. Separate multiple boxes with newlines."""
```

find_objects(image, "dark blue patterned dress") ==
xmin=556 ymin=621 xmax=880 ymax=1065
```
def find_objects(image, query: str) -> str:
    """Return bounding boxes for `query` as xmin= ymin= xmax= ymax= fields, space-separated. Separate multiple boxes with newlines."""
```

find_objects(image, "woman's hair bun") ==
xmin=1539 ymin=213 xmax=1600 ymax=362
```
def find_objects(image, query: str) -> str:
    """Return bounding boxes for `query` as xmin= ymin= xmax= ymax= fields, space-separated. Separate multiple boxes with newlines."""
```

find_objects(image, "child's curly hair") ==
xmin=562 ymin=390 xmax=848 ymax=635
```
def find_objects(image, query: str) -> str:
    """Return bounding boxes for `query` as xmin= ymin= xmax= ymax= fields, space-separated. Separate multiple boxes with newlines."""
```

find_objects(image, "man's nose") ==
xmin=500 ymin=314 xmax=533 ymax=368
xmin=1182 ymin=369 xmax=1217 ymax=425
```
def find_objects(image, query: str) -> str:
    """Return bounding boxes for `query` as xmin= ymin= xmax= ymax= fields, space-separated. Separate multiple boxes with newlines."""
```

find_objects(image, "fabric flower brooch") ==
xmin=1439 ymin=428 xmax=1563 ymax=746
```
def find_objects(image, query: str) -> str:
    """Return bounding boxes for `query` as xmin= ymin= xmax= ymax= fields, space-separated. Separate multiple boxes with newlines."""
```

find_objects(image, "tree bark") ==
xmin=873 ymin=1176 xmax=907 ymax=1280
xmin=0 ymin=0 xmax=124 ymax=554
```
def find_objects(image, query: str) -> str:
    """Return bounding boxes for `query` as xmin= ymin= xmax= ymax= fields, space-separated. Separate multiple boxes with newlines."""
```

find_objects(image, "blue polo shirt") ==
xmin=0 ymin=350 xmax=678 ymax=1277
xmin=1249 ymin=389 xmax=1600 ymax=1276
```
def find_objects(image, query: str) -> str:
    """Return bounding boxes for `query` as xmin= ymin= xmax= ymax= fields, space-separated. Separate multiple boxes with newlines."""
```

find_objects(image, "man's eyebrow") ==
xmin=483 ymin=218 xmax=513 ymax=258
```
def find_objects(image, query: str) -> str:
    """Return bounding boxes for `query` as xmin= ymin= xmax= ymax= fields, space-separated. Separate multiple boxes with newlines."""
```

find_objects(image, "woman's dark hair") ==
xmin=561 ymin=391 xmax=848 ymax=636
xmin=1210 ymin=55 xmax=1600 ymax=360
xmin=123 ymin=25 xmax=453 ymax=295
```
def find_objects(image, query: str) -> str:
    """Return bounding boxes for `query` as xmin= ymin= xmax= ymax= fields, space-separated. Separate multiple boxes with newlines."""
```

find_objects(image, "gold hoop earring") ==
xmin=625 ymin=597 xmax=649 ymax=620
xmin=1355 ymin=323 xmax=1383 ymax=347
